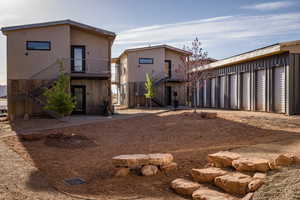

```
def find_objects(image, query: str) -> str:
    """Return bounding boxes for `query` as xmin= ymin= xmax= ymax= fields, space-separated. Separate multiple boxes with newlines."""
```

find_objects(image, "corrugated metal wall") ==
xmin=194 ymin=52 xmax=300 ymax=115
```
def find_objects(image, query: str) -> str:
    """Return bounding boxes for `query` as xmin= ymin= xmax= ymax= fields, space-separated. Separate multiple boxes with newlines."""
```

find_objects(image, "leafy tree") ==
xmin=43 ymin=61 xmax=76 ymax=116
xmin=144 ymin=73 xmax=155 ymax=108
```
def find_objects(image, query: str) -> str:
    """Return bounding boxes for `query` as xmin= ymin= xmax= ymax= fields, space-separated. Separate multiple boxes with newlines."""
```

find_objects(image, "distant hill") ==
xmin=0 ymin=85 xmax=7 ymax=98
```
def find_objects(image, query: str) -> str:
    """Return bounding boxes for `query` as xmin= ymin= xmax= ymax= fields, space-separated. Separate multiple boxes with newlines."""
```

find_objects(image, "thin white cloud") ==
xmin=242 ymin=1 xmax=295 ymax=11
xmin=114 ymin=12 xmax=300 ymax=52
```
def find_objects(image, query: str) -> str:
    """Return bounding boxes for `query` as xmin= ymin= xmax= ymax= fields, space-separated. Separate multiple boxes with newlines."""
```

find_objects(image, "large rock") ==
xmin=206 ymin=112 xmax=218 ymax=119
xmin=294 ymin=155 xmax=300 ymax=165
xmin=148 ymin=153 xmax=173 ymax=166
xmin=171 ymin=178 xmax=201 ymax=196
xmin=20 ymin=133 xmax=45 ymax=141
xmin=141 ymin=165 xmax=158 ymax=176
xmin=253 ymin=172 xmax=267 ymax=181
xmin=232 ymin=157 xmax=270 ymax=172
xmin=275 ymin=153 xmax=294 ymax=166
xmin=242 ymin=193 xmax=254 ymax=200
xmin=208 ymin=151 xmax=240 ymax=168
xmin=191 ymin=167 xmax=228 ymax=183
xmin=114 ymin=167 xmax=130 ymax=177
xmin=268 ymin=159 xmax=278 ymax=170
xmin=192 ymin=188 xmax=235 ymax=200
xmin=112 ymin=154 xmax=149 ymax=168
xmin=160 ymin=162 xmax=178 ymax=173
xmin=214 ymin=173 xmax=252 ymax=195
xmin=248 ymin=179 xmax=264 ymax=192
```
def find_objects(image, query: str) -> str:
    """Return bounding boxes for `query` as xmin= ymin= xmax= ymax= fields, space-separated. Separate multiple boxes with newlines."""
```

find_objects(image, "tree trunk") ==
xmin=193 ymin=87 xmax=197 ymax=113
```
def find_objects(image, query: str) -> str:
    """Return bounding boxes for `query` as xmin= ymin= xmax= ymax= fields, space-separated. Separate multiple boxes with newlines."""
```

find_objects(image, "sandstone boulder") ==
xmin=192 ymin=188 xmax=235 ymax=200
xmin=114 ymin=167 xmax=130 ymax=177
xmin=232 ymin=157 xmax=270 ymax=172
xmin=112 ymin=154 xmax=149 ymax=168
xmin=268 ymin=159 xmax=278 ymax=170
xmin=20 ymin=133 xmax=44 ymax=141
xmin=208 ymin=151 xmax=240 ymax=168
xmin=294 ymin=155 xmax=300 ymax=165
xmin=141 ymin=165 xmax=158 ymax=176
xmin=248 ymin=179 xmax=264 ymax=192
xmin=171 ymin=178 xmax=201 ymax=196
xmin=161 ymin=162 xmax=178 ymax=173
xmin=191 ymin=167 xmax=228 ymax=183
xmin=275 ymin=153 xmax=294 ymax=166
xmin=242 ymin=193 xmax=254 ymax=200
xmin=148 ymin=153 xmax=173 ymax=166
xmin=214 ymin=173 xmax=252 ymax=195
xmin=253 ymin=172 xmax=267 ymax=181
xmin=206 ymin=112 xmax=217 ymax=119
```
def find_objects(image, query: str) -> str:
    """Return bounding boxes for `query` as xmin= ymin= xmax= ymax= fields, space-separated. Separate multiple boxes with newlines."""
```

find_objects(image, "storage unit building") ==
xmin=192 ymin=40 xmax=300 ymax=115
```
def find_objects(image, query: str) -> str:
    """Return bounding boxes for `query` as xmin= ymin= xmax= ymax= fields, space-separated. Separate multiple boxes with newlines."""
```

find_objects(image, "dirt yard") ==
xmin=2 ymin=109 xmax=300 ymax=200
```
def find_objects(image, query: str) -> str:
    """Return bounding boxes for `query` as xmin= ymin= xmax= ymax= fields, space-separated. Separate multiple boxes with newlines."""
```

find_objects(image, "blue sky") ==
xmin=1 ymin=0 xmax=300 ymax=85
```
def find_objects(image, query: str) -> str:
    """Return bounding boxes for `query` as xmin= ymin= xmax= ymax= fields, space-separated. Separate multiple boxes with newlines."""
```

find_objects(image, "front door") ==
xmin=71 ymin=85 xmax=86 ymax=114
xmin=166 ymin=86 xmax=172 ymax=105
xmin=71 ymin=46 xmax=86 ymax=73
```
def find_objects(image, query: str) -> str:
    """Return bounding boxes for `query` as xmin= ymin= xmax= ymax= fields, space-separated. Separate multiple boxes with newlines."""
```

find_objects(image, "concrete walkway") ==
xmin=0 ymin=141 xmax=76 ymax=200
xmin=0 ymin=108 xmax=170 ymax=137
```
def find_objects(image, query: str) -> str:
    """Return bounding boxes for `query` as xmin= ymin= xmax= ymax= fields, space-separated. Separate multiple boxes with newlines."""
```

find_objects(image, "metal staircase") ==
xmin=150 ymin=71 xmax=170 ymax=107
xmin=20 ymin=59 xmax=63 ymax=119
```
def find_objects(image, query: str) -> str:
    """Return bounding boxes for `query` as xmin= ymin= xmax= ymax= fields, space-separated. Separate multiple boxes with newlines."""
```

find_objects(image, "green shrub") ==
xmin=43 ymin=61 xmax=76 ymax=116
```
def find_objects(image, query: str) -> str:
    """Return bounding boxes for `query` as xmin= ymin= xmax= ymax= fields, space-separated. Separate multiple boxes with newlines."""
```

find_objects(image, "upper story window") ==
xmin=139 ymin=58 xmax=154 ymax=64
xmin=26 ymin=41 xmax=51 ymax=51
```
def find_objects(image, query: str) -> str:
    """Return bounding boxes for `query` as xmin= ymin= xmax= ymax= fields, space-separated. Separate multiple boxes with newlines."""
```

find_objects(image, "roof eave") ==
xmin=192 ymin=44 xmax=285 ymax=73
xmin=1 ymin=19 xmax=116 ymax=38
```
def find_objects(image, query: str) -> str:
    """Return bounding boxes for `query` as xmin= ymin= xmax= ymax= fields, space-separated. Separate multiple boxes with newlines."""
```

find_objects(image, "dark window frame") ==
xmin=139 ymin=58 xmax=154 ymax=64
xmin=71 ymin=45 xmax=86 ymax=73
xmin=26 ymin=41 xmax=51 ymax=51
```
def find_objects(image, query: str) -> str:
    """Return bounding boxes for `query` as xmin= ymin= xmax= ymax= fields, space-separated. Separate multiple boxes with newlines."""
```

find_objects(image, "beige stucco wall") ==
xmin=70 ymin=27 xmax=110 ymax=73
xmin=6 ymin=25 xmax=70 ymax=80
xmin=165 ymin=49 xmax=186 ymax=80
xmin=127 ymin=47 xmax=165 ymax=82
xmin=119 ymin=54 xmax=128 ymax=84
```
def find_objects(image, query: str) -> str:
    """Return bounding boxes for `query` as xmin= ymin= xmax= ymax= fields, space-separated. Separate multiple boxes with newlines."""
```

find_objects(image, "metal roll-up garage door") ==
xmin=230 ymin=74 xmax=237 ymax=109
xmin=256 ymin=70 xmax=266 ymax=111
xmin=211 ymin=78 xmax=216 ymax=107
xmin=203 ymin=80 xmax=207 ymax=107
xmin=242 ymin=72 xmax=251 ymax=110
xmin=220 ymin=76 xmax=225 ymax=108
xmin=196 ymin=80 xmax=200 ymax=106
xmin=274 ymin=67 xmax=285 ymax=113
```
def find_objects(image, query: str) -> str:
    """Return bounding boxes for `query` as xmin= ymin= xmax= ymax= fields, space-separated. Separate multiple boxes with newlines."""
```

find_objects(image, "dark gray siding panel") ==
xmin=288 ymin=54 xmax=300 ymax=114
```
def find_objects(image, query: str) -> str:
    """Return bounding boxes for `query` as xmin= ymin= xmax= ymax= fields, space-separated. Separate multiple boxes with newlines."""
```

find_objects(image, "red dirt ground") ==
xmin=3 ymin=110 xmax=300 ymax=200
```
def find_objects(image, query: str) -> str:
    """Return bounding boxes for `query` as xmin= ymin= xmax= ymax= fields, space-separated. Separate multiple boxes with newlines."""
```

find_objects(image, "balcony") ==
xmin=68 ymin=58 xmax=110 ymax=79
xmin=30 ymin=58 xmax=111 ymax=81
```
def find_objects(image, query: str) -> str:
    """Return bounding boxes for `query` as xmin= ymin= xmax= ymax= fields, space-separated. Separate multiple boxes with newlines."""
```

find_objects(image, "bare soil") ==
xmin=2 ymin=109 xmax=300 ymax=199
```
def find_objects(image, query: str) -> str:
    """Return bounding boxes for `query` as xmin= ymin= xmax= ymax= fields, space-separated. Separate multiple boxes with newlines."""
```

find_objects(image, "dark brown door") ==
xmin=166 ymin=86 xmax=172 ymax=105
xmin=71 ymin=85 xmax=86 ymax=114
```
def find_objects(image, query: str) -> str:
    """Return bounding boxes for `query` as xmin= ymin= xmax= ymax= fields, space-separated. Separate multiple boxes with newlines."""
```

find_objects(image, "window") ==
xmin=26 ymin=41 xmax=51 ymax=51
xmin=139 ymin=58 xmax=153 ymax=64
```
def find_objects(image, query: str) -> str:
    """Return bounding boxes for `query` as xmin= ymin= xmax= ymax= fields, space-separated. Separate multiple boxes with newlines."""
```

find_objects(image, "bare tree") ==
xmin=176 ymin=37 xmax=209 ymax=113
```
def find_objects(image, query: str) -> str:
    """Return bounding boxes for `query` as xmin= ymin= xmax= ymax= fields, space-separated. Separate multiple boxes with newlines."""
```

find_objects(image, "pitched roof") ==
xmin=192 ymin=40 xmax=300 ymax=72
xmin=118 ymin=44 xmax=192 ymax=58
xmin=1 ymin=19 xmax=116 ymax=38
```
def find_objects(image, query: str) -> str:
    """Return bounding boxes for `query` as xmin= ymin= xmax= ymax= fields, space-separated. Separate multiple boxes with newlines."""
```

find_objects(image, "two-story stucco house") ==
xmin=1 ymin=20 xmax=116 ymax=120
xmin=113 ymin=45 xmax=192 ymax=108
